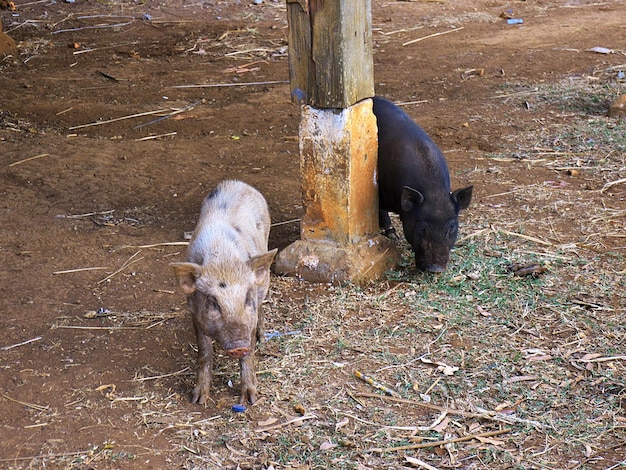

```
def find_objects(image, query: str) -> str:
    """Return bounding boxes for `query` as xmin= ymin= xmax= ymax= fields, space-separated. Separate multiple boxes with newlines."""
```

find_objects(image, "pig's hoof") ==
xmin=382 ymin=227 xmax=399 ymax=240
xmin=191 ymin=385 xmax=211 ymax=405
xmin=240 ymin=385 xmax=258 ymax=405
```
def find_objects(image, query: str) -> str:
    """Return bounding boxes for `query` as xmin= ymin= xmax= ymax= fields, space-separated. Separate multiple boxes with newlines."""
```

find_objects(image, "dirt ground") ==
xmin=1 ymin=0 xmax=625 ymax=468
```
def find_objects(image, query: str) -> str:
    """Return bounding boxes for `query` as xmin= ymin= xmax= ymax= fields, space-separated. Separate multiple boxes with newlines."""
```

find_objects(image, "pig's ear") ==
xmin=400 ymin=186 xmax=424 ymax=212
xmin=249 ymin=249 xmax=278 ymax=284
xmin=452 ymin=186 xmax=473 ymax=210
xmin=170 ymin=262 xmax=201 ymax=295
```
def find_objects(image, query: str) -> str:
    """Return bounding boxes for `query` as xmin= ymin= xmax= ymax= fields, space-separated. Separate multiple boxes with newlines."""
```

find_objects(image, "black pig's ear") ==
xmin=170 ymin=262 xmax=201 ymax=295
xmin=249 ymin=248 xmax=278 ymax=285
xmin=452 ymin=186 xmax=473 ymax=210
xmin=400 ymin=186 xmax=425 ymax=212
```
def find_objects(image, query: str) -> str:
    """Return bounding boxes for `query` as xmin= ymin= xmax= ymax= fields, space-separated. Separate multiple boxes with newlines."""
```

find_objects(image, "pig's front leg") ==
xmin=239 ymin=329 xmax=258 ymax=404
xmin=239 ymin=353 xmax=258 ymax=405
xmin=379 ymin=210 xmax=399 ymax=240
xmin=191 ymin=321 xmax=214 ymax=405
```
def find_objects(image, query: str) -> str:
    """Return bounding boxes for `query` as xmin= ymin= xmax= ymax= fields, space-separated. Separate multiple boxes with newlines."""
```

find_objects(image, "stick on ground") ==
xmin=370 ymin=428 xmax=512 ymax=453
xmin=8 ymin=153 xmax=50 ymax=167
xmin=402 ymin=27 xmax=463 ymax=47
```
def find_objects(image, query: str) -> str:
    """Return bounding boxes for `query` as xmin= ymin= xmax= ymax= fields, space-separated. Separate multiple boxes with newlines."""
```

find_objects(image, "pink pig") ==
xmin=171 ymin=180 xmax=277 ymax=405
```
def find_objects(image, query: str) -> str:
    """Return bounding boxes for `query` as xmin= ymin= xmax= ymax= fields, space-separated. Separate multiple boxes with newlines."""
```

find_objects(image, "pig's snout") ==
xmin=427 ymin=264 xmax=446 ymax=273
xmin=227 ymin=347 xmax=250 ymax=359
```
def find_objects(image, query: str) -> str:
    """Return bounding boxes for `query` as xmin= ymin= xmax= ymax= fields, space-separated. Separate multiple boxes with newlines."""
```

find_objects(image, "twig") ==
xmin=134 ymin=100 xmax=202 ymax=129
xmin=0 ymin=450 xmax=92 ymax=463
xmin=8 ymin=153 xmax=50 ymax=167
xmin=342 ymin=412 xmax=426 ymax=431
xmin=484 ymin=189 xmax=521 ymax=199
xmin=346 ymin=390 xmax=366 ymax=407
xmin=72 ymin=42 xmax=139 ymax=55
xmin=375 ymin=354 xmax=429 ymax=372
xmin=490 ymin=88 xmax=540 ymax=99
xmin=601 ymin=177 xmax=626 ymax=193
xmin=379 ymin=26 xmax=423 ymax=36
xmin=97 ymin=251 xmax=143 ymax=284
xmin=255 ymin=414 xmax=317 ymax=432
xmin=135 ymin=132 xmax=177 ymax=141
xmin=170 ymin=80 xmax=289 ymax=89
xmin=515 ymin=249 xmax=570 ymax=261
xmin=134 ymin=367 xmax=191 ymax=382
xmin=57 ymin=210 xmax=115 ymax=219
xmin=578 ymin=355 xmax=626 ymax=363
xmin=145 ymin=318 xmax=173 ymax=329
xmin=69 ymin=109 xmax=170 ymax=130
xmin=2 ymin=336 xmax=42 ymax=351
xmin=355 ymin=392 xmax=544 ymax=427
xmin=271 ymin=218 xmax=301 ymax=227
xmin=563 ymin=2 xmax=609 ymax=7
xmin=52 ymin=267 xmax=109 ymax=275
xmin=379 ymin=281 xmax=408 ymax=300
xmin=456 ymin=227 xmax=490 ymax=243
xmin=370 ymin=428 xmax=512 ymax=453
xmin=2 ymin=394 xmax=49 ymax=412
xmin=405 ymin=456 xmax=440 ymax=470
xmin=52 ymin=22 xmax=135 ymax=35
xmin=14 ymin=0 xmax=50 ymax=6
xmin=55 ymin=325 xmax=152 ymax=330
xmin=358 ymin=248 xmax=390 ymax=280
xmin=76 ymin=14 xmax=136 ymax=20
xmin=121 ymin=242 xmax=188 ymax=249
xmin=396 ymin=99 xmax=429 ymax=106
xmin=111 ymin=396 xmax=148 ymax=403
xmin=402 ymin=27 xmax=463 ymax=47
xmin=354 ymin=370 xmax=401 ymax=397
xmin=499 ymin=229 xmax=552 ymax=246
xmin=606 ymin=459 xmax=626 ymax=470
xmin=224 ymin=48 xmax=272 ymax=56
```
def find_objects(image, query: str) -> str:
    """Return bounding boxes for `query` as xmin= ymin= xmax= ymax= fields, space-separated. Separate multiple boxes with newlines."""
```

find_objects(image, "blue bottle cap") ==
xmin=232 ymin=404 xmax=247 ymax=412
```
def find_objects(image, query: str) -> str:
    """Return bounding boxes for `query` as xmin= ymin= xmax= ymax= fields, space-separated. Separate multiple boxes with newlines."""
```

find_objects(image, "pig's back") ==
xmin=189 ymin=180 xmax=271 ymax=264
xmin=373 ymin=96 xmax=452 ymax=211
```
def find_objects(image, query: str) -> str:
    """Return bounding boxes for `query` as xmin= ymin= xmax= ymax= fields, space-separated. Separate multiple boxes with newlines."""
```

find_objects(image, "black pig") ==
xmin=373 ymin=96 xmax=473 ymax=272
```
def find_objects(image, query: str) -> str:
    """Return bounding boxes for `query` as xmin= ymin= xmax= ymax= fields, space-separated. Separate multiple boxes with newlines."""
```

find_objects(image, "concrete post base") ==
xmin=0 ymin=23 xmax=17 ymax=55
xmin=275 ymin=98 xmax=400 ymax=283
xmin=275 ymin=235 xmax=400 ymax=284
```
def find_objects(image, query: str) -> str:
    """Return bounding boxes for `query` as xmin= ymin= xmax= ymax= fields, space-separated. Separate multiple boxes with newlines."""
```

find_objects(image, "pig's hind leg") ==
xmin=191 ymin=323 xmax=214 ymax=405
xmin=255 ymin=298 xmax=266 ymax=344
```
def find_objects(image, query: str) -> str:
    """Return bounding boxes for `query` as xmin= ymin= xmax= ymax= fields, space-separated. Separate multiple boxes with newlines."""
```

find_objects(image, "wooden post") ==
xmin=275 ymin=0 xmax=400 ymax=283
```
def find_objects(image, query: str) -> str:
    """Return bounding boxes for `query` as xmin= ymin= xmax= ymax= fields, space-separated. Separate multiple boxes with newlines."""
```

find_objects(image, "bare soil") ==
xmin=1 ymin=0 xmax=625 ymax=468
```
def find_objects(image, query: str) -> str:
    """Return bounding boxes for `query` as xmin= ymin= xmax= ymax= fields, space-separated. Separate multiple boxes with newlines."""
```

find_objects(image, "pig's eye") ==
xmin=446 ymin=222 xmax=458 ymax=239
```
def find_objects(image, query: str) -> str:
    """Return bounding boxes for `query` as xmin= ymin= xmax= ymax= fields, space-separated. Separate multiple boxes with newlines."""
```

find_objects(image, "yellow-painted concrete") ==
xmin=275 ymin=99 xmax=400 ymax=283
